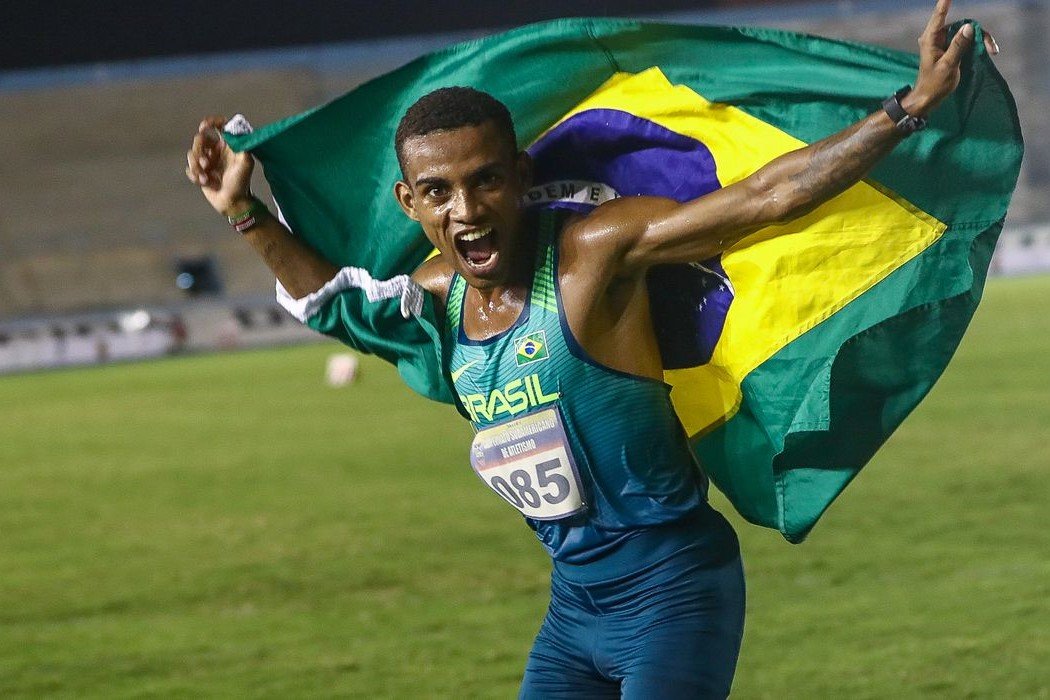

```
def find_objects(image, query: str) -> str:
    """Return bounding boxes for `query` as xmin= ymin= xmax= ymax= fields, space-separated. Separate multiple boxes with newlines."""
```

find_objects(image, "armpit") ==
xmin=410 ymin=254 xmax=453 ymax=306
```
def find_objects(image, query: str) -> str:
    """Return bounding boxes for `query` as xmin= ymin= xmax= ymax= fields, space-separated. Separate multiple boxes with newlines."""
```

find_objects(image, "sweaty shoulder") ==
xmin=410 ymin=254 xmax=454 ymax=307
xmin=559 ymin=196 xmax=678 ymax=276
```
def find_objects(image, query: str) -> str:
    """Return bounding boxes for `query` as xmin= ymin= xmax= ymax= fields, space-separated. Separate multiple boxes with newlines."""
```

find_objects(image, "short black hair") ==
xmin=394 ymin=86 xmax=517 ymax=178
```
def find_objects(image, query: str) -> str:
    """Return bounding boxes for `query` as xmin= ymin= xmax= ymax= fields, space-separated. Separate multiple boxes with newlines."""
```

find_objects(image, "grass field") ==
xmin=1 ymin=275 xmax=1048 ymax=699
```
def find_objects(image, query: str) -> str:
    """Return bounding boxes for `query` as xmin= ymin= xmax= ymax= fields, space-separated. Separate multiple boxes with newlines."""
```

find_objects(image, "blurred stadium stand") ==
xmin=0 ymin=0 xmax=1045 ymax=373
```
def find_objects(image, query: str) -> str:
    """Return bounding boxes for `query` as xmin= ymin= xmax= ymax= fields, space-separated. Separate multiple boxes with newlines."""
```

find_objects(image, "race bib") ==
xmin=469 ymin=407 xmax=585 ymax=520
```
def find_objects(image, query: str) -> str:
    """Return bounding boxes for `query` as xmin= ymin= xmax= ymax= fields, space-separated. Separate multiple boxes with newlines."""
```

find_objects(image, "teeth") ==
xmin=458 ymin=228 xmax=491 ymax=242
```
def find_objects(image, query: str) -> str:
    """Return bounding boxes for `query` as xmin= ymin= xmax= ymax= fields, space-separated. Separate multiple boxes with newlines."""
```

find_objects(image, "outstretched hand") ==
xmin=910 ymin=0 xmax=999 ymax=116
xmin=185 ymin=116 xmax=255 ymax=218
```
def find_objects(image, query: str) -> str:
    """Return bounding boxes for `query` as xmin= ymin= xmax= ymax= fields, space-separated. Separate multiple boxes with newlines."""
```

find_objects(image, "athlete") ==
xmin=186 ymin=2 xmax=993 ymax=696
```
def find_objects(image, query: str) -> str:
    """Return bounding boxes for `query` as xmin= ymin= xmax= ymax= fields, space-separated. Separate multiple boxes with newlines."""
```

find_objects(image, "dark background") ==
xmin=2 ymin=0 xmax=797 ymax=70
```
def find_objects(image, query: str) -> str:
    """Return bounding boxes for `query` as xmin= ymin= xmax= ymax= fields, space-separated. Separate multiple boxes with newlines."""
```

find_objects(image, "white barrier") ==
xmin=0 ymin=302 xmax=316 ymax=375
xmin=991 ymin=225 xmax=1050 ymax=277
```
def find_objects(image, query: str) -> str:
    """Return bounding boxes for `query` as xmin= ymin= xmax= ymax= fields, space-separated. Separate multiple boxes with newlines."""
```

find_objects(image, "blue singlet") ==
xmin=445 ymin=212 xmax=744 ymax=698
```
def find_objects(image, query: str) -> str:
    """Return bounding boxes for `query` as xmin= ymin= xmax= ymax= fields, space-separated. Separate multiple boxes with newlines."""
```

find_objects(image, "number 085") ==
xmin=488 ymin=458 xmax=571 ymax=509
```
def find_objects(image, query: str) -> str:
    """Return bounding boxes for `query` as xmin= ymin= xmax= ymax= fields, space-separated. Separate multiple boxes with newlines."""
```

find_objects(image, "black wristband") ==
xmin=882 ymin=86 xmax=927 ymax=136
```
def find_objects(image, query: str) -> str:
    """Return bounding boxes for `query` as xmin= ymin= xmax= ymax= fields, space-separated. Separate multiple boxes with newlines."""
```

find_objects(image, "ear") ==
xmin=514 ymin=151 xmax=533 ymax=194
xmin=393 ymin=180 xmax=419 ymax=221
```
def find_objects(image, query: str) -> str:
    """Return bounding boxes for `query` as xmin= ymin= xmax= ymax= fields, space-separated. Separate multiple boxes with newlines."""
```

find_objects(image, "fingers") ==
xmin=920 ymin=0 xmax=998 ymax=58
xmin=187 ymin=133 xmax=213 ymax=187
xmin=924 ymin=0 xmax=952 ymax=35
xmin=185 ymin=150 xmax=200 ymax=185
xmin=984 ymin=31 xmax=1001 ymax=55
xmin=198 ymin=115 xmax=227 ymax=134
xmin=918 ymin=0 xmax=951 ymax=61
xmin=942 ymin=22 xmax=975 ymax=67
xmin=187 ymin=116 xmax=228 ymax=188
xmin=199 ymin=116 xmax=225 ymax=149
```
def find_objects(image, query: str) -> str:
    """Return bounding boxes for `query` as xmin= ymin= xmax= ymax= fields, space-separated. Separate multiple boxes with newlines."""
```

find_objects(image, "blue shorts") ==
xmin=520 ymin=512 xmax=745 ymax=699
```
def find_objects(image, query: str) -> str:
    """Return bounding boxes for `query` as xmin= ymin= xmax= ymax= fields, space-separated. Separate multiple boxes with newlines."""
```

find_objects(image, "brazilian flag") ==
xmin=224 ymin=18 xmax=1022 ymax=542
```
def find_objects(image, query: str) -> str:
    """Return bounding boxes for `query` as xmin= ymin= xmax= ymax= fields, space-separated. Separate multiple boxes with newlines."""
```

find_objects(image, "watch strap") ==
xmin=882 ymin=85 xmax=927 ymax=135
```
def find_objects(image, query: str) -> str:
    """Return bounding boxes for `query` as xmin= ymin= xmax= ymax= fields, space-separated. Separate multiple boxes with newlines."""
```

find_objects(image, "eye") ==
xmin=479 ymin=172 xmax=503 ymax=189
xmin=425 ymin=185 xmax=449 ymax=199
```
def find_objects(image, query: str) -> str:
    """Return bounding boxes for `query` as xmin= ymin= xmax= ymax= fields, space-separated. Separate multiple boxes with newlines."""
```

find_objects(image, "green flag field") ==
xmin=1 ymin=274 xmax=1047 ymax=698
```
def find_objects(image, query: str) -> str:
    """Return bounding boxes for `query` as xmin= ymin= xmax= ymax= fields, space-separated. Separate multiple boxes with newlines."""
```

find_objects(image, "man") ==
xmin=186 ymin=2 xmax=995 ymax=696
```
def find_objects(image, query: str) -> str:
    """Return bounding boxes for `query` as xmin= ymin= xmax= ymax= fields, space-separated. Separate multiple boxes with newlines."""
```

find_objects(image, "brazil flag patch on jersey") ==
xmin=515 ymin=331 xmax=549 ymax=367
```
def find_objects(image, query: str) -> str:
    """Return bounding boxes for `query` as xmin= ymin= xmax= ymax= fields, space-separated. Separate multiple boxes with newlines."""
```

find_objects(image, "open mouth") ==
xmin=454 ymin=227 xmax=499 ymax=274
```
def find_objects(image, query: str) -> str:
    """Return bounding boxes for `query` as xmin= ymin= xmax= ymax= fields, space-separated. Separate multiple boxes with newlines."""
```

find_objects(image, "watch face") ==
xmin=896 ymin=115 xmax=926 ymax=134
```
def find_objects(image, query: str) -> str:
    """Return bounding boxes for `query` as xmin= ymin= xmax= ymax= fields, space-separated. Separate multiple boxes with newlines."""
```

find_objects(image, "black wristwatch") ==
xmin=882 ymin=86 xmax=927 ymax=135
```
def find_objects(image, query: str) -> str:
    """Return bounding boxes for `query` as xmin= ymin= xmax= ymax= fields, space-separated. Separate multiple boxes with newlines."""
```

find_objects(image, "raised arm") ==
xmin=185 ymin=116 xmax=338 ymax=298
xmin=593 ymin=0 xmax=995 ymax=273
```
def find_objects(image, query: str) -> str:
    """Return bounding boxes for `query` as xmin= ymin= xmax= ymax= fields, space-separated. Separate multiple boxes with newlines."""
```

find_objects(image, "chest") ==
xmin=459 ymin=288 xmax=528 ymax=343
xmin=447 ymin=287 xmax=566 ymax=426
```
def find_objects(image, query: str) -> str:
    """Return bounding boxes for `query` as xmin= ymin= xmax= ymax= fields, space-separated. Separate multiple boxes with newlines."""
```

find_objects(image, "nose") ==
xmin=450 ymin=188 xmax=482 ymax=223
